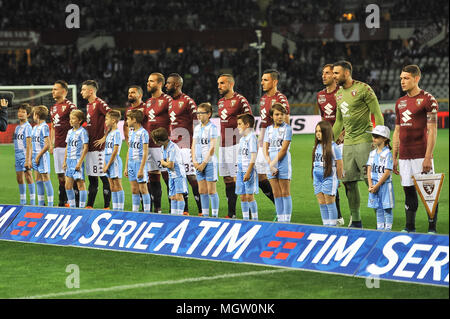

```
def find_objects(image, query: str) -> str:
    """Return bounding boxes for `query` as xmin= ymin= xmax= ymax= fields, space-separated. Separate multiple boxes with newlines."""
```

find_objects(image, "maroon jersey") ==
xmin=316 ymin=87 xmax=339 ymax=126
xmin=218 ymin=92 xmax=252 ymax=147
xmin=145 ymin=93 xmax=172 ymax=148
xmin=50 ymin=98 xmax=77 ymax=148
xmin=86 ymin=97 xmax=111 ymax=151
xmin=169 ymin=93 xmax=197 ymax=149
xmin=395 ymin=89 xmax=438 ymax=159
xmin=259 ymin=91 xmax=290 ymax=129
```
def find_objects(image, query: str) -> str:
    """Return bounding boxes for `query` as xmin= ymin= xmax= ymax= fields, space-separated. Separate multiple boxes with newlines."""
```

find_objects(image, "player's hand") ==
xmin=422 ymin=157 xmax=432 ymax=174
xmin=137 ymin=169 xmax=143 ymax=179
xmin=243 ymin=172 xmax=251 ymax=182
xmin=63 ymin=162 xmax=67 ymax=170
xmin=103 ymin=166 xmax=109 ymax=173
xmin=198 ymin=162 xmax=206 ymax=172
xmin=393 ymin=158 xmax=399 ymax=175
xmin=124 ymin=169 xmax=128 ymax=178
xmin=35 ymin=156 xmax=40 ymax=164
xmin=0 ymin=98 xmax=8 ymax=108
xmin=93 ymin=136 xmax=106 ymax=148
xmin=25 ymin=161 xmax=32 ymax=169
xmin=75 ymin=163 xmax=81 ymax=171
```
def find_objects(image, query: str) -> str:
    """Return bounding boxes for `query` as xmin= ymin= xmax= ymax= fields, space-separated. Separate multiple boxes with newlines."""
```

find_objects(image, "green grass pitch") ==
xmin=0 ymin=130 xmax=448 ymax=299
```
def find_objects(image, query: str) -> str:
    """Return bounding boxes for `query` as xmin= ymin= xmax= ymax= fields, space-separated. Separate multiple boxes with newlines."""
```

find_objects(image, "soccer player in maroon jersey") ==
xmin=256 ymin=69 xmax=289 ymax=208
xmin=124 ymin=85 xmax=146 ymax=144
xmin=165 ymin=73 xmax=202 ymax=215
xmin=316 ymin=64 xmax=345 ymax=225
xmin=392 ymin=65 xmax=439 ymax=233
xmin=50 ymin=80 xmax=78 ymax=207
xmin=217 ymin=74 xmax=252 ymax=218
xmin=145 ymin=72 xmax=172 ymax=213
xmin=80 ymin=80 xmax=112 ymax=209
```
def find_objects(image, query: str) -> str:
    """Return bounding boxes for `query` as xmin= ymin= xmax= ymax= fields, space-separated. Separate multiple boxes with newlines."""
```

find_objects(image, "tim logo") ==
xmin=10 ymin=212 xmax=43 ymax=237
xmin=260 ymin=231 xmax=304 ymax=260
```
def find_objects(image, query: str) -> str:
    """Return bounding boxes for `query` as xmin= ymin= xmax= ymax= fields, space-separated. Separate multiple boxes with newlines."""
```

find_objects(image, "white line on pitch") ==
xmin=15 ymin=268 xmax=292 ymax=299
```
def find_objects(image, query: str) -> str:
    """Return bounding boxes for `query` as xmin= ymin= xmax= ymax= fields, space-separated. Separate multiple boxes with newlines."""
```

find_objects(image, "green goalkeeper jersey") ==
xmin=332 ymin=80 xmax=384 ymax=145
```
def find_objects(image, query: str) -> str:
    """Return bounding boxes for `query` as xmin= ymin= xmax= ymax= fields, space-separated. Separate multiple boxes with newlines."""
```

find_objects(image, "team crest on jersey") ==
xmin=231 ymin=100 xmax=236 ymax=107
xmin=271 ymin=100 xmax=276 ymax=106
xmin=416 ymin=98 xmax=423 ymax=106
xmin=159 ymin=100 xmax=163 ymax=107
xmin=335 ymin=94 xmax=343 ymax=101
xmin=351 ymin=89 xmax=358 ymax=97
xmin=318 ymin=95 xmax=326 ymax=104
xmin=62 ymin=105 xmax=67 ymax=112
xmin=260 ymin=98 xmax=265 ymax=106
xmin=178 ymin=101 xmax=184 ymax=108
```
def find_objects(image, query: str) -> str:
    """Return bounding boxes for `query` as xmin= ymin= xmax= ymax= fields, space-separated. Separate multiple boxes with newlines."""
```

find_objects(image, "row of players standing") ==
xmin=47 ymin=70 xmax=291 ymax=220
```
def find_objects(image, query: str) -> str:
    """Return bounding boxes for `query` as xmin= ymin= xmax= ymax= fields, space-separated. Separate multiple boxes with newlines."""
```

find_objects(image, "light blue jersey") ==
xmin=128 ymin=127 xmax=149 ymax=162
xmin=313 ymin=142 xmax=342 ymax=195
xmin=367 ymin=146 xmax=395 ymax=209
xmin=65 ymin=127 xmax=89 ymax=160
xmin=14 ymin=121 xmax=32 ymax=160
xmin=193 ymin=121 xmax=218 ymax=164
xmin=162 ymin=141 xmax=186 ymax=179
xmin=31 ymin=122 xmax=50 ymax=174
xmin=263 ymin=122 xmax=292 ymax=180
xmin=237 ymin=131 xmax=258 ymax=172
xmin=105 ymin=129 xmax=122 ymax=157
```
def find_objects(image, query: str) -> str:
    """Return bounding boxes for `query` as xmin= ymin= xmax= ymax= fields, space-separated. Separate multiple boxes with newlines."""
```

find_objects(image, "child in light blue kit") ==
xmin=31 ymin=105 xmax=54 ymax=207
xmin=191 ymin=102 xmax=219 ymax=217
xmin=63 ymin=110 xmax=89 ymax=207
xmin=263 ymin=103 xmax=292 ymax=222
xmin=366 ymin=125 xmax=395 ymax=230
xmin=152 ymin=127 xmax=188 ymax=215
xmin=14 ymin=103 xmax=35 ymax=205
xmin=312 ymin=121 xmax=343 ymax=226
xmin=236 ymin=113 xmax=259 ymax=220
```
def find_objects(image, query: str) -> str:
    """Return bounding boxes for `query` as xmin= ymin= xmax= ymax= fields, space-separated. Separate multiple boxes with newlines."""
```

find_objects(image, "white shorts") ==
xmin=255 ymin=148 xmax=269 ymax=175
xmin=219 ymin=144 xmax=238 ymax=177
xmin=399 ymin=158 xmax=435 ymax=187
xmin=180 ymin=148 xmax=195 ymax=176
xmin=53 ymin=147 xmax=66 ymax=174
xmin=147 ymin=147 xmax=163 ymax=172
xmin=86 ymin=151 xmax=106 ymax=176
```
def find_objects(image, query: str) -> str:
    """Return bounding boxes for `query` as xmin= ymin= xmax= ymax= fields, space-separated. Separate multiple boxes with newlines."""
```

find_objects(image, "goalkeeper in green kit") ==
xmin=332 ymin=61 xmax=384 ymax=228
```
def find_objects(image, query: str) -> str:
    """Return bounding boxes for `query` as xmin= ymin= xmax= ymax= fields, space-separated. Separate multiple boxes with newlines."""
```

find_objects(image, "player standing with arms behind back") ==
xmin=257 ymin=69 xmax=290 ymax=208
xmin=332 ymin=61 xmax=384 ymax=228
xmin=217 ymin=74 xmax=252 ymax=218
xmin=81 ymin=80 xmax=112 ymax=209
xmin=392 ymin=65 xmax=439 ymax=233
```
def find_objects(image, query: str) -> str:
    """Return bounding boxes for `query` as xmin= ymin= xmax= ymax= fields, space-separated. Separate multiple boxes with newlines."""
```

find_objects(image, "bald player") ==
xmin=217 ymin=74 xmax=252 ymax=218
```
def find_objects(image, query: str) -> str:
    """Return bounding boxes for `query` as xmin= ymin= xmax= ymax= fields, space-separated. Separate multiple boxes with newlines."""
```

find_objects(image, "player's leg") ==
xmin=16 ymin=170 xmax=27 ymax=205
xmin=54 ymin=148 xmax=68 ymax=207
xmin=316 ymin=193 xmax=329 ymax=225
xmin=138 ymin=167 xmax=151 ymax=213
xmin=24 ymin=169 xmax=35 ymax=205
xmin=399 ymin=159 xmax=418 ymax=232
xmin=256 ymin=148 xmax=274 ymax=203
xmin=86 ymin=152 xmax=98 ymax=208
xmin=65 ymin=176 xmax=76 ymax=208
xmin=76 ymin=179 xmax=87 ymax=208
xmin=269 ymin=178 xmax=283 ymax=221
xmin=220 ymin=145 xmax=237 ymax=218
xmin=207 ymin=181 xmax=219 ymax=218
xmin=41 ymin=173 xmax=54 ymax=207
xmin=198 ymin=178 xmax=209 ymax=217
xmin=130 ymin=181 xmax=141 ymax=212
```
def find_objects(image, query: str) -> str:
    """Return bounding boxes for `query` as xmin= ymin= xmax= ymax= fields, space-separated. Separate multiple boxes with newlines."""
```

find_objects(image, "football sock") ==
xmin=19 ymin=184 xmax=26 ymax=205
xmin=171 ymin=200 xmax=177 ymax=215
xmin=200 ymin=194 xmax=210 ymax=216
xmin=79 ymin=190 xmax=87 ymax=208
xmin=100 ymin=175 xmax=111 ymax=208
xmin=319 ymin=204 xmax=329 ymax=225
xmin=177 ymin=200 xmax=185 ymax=215
xmin=259 ymin=179 xmax=274 ymax=203
xmin=132 ymin=194 xmax=140 ymax=212
xmin=209 ymin=193 xmax=219 ymax=217
xmin=326 ymin=202 xmax=337 ymax=226
xmin=66 ymin=189 xmax=76 ymax=207
xmin=345 ymin=181 xmax=361 ymax=222
xmin=274 ymin=197 xmax=284 ymax=222
xmin=283 ymin=196 xmax=292 ymax=223
xmin=111 ymin=191 xmax=118 ymax=210
xmin=189 ymin=179 xmax=202 ymax=214
xmin=28 ymin=183 xmax=35 ymax=205
xmin=43 ymin=180 xmax=54 ymax=207
xmin=117 ymin=190 xmax=125 ymax=210
xmin=336 ymin=189 xmax=342 ymax=219
xmin=384 ymin=208 xmax=393 ymax=231
xmin=142 ymin=193 xmax=151 ymax=213
xmin=225 ymin=182 xmax=237 ymax=217
xmin=249 ymin=200 xmax=258 ymax=220
xmin=87 ymin=176 xmax=98 ymax=207
xmin=376 ymin=208 xmax=385 ymax=230
xmin=36 ymin=181 xmax=45 ymax=206
xmin=241 ymin=201 xmax=249 ymax=220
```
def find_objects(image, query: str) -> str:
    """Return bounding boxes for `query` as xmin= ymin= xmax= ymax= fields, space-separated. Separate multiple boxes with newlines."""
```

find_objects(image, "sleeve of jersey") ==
xmin=365 ymin=86 xmax=384 ymax=125
xmin=394 ymin=101 xmax=400 ymax=125
xmin=210 ymin=125 xmax=218 ymax=139
xmin=143 ymin=131 xmax=149 ymax=144
xmin=332 ymin=104 xmax=343 ymax=141
xmin=426 ymin=95 xmax=439 ymax=113
xmin=263 ymin=128 xmax=270 ymax=143
xmin=280 ymin=94 xmax=290 ymax=114
xmin=100 ymin=101 xmax=111 ymax=115
xmin=333 ymin=143 xmax=342 ymax=160
xmin=82 ymin=129 xmax=89 ymax=144
xmin=284 ymin=126 xmax=292 ymax=141
xmin=43 ymin=125 xmax=50 ymax=137
xmin=366 ymin=151 xmax=374 ymax=167
xmin=65 ymin=130 xmax=71 ymax=144
xmin=114 ymin=131 xmax=121 ymax=145
xmin=249 ymin=134 xmax=258 ymax=153
xmin=386 ymin=151 xmax=394 ymax=170
xmin=70 ymin=102 xmax=77 ymax=110
xmin=25 ymin=125 xmax=32 ymax=138
xmin=241 ymin=97 xmax=252 ymax=114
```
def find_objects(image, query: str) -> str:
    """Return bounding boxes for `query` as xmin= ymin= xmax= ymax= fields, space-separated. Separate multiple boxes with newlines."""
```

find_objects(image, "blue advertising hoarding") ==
xmin=0 ymin=205 xmax=448 ymax=286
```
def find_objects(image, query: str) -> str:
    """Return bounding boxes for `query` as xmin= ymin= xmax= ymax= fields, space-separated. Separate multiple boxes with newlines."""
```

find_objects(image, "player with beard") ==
xmin=316 ymin=64 xmax=345 ymax=225
xmin=145 ymin=72 xmax=172 ymax=213
xmin=50 ymin=80 xmax=78 ymax=207
xmin=81 ymin=80 xmax=112 ymax=209
xmin=256 ymin=69 xmax=289 ymax=210
xmin=332 ymin=61 xmax=384 ymax=228
xmin=217 ymin=74 xmax=252 ymax=218
xmin=165 ymin=73 xmax=202 ymax=215
xmin=124 ymin=85 xmax=147 ymax=144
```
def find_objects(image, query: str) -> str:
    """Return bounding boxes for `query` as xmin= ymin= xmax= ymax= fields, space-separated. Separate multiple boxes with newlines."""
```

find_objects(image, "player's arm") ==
xmin=123 ymin=123 xmax=130 ymax=145
xmin=25 ymin=136 xmax=32 ymax=169
xmin=371 ymin=168 xmax=392 ymax=193
xmin=138 ymin=143 xmax=148 ymax=179
xmin=124 ymin=148 xmax=129 ymax=178
xmin=36 ymin=136 xmax=50 ymax=163
xmin=258 ymin=127 xmax=266 ymax=147
xmin=191 ymin=138 xmax=199 ymax=169
xmin=76 ymin=143 xmax=88 ymax=171
xmin=270 ymin=140 xmax=290 ymax=167
xmin=392 ymin=124 xmax=400 ymax=175
xmin=366 ymin=88 xmax=384 ymax=126
xmin=332 ymin=107 xmax=343 ymax=142
xmin=423 ymin=112 xmax=437 ymax=173
xmin=200 ymin=137 xmax=216 ymax=170
xmin=336 ymin=158 xmax=343 ymax=180
xmin=244 ymin=151 xmax=257 ymax=182
xmin=0 ymin=99 xmax=8 ymax=132
xmin=367 ymin=165 xmax=373 ymax=190
xmin=49 ymin=124 xmax=55 ymax=154
xmin=104 ymin=144 xmax=119 ymax=173
xmin=63 ymin=145 xmax=68 ymax=171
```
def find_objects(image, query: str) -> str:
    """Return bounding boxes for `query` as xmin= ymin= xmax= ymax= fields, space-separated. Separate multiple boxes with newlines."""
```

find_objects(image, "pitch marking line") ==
xmin=16 ymin=268 xmax=293 ymax=299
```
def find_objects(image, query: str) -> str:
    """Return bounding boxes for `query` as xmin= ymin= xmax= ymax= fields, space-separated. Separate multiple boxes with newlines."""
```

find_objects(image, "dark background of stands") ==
xmin=0 ymin=0 xmax=448 ymax=116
